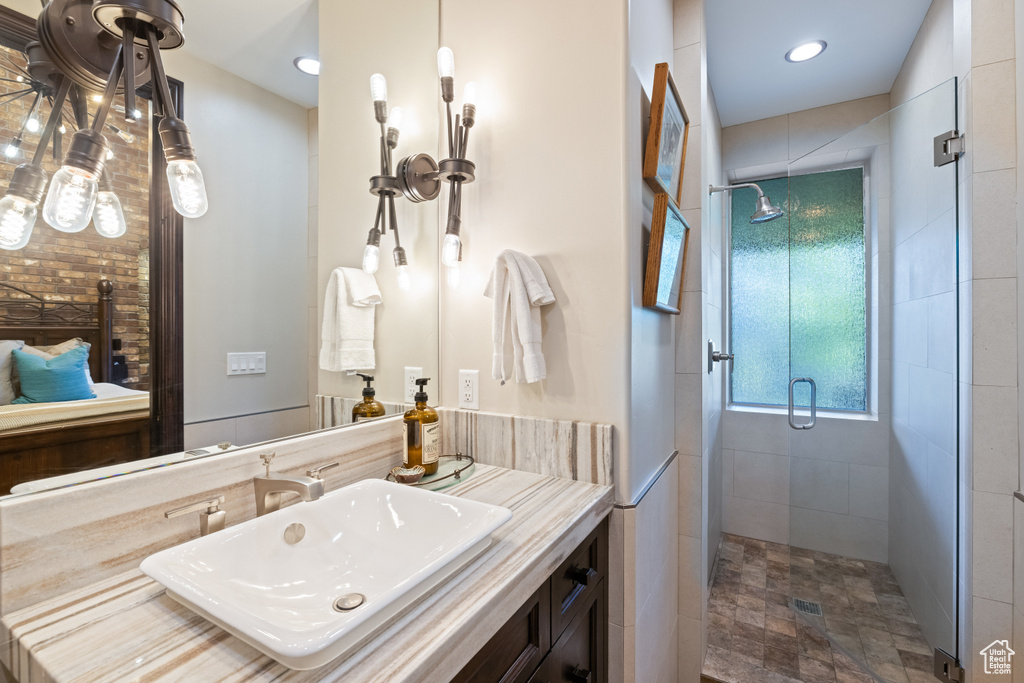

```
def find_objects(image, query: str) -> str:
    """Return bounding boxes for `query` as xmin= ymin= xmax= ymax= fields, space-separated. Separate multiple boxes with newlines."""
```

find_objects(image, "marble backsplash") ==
xmin=439 ymin=408 xmax=613 ymax=487
xmin=316 ymin=394 xmax=410 ymax=428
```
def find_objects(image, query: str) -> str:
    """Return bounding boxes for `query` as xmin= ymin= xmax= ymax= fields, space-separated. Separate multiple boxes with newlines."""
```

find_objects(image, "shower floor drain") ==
xmin=793 ymin=599 xmax=823 ymax=617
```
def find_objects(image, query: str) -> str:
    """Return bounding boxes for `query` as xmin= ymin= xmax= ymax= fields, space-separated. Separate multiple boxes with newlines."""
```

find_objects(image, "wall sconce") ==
xmin=361 ymin=73 xmax=440 ymax=290
xmin=361 ymin=48 xmax=478 ymax=290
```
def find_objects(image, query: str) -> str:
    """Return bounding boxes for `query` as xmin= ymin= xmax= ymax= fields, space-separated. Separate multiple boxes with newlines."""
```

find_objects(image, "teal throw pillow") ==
xmin=10 ymin=346 xmax=96 ymax=404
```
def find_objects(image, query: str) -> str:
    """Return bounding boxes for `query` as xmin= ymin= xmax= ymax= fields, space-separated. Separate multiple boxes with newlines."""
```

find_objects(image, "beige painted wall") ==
xmin=436 ymin=0 xmax=632 ymax=494
xmin=163 ymin=50 xmax=310 ymax=426
xmin=0 ymin=0 xmax=37 ymax=18
xmin=317 ymin=1 xmax=439 ymax=407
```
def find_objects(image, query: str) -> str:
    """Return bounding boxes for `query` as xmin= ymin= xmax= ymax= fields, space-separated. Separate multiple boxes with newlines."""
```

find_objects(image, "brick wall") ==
xmin=0 ymin=45 xmax=151 ymax=390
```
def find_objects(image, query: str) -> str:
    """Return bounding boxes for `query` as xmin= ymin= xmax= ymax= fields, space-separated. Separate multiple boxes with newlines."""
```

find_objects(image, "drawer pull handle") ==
xmin=569 ymin=666 xmax=592 ymax=683
xmin=567 ymin=565 xmax=597 ymax=586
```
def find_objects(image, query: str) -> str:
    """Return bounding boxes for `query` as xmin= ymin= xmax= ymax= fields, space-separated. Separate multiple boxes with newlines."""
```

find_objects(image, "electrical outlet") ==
xmin=404 ymin=366 xmax=424 ymax=402
xmin=459 ymin=369 xmax=479 ymax=410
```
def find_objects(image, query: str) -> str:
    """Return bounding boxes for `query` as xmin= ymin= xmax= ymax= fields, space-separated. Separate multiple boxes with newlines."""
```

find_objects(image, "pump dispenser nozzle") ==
xmin=356 ymin=373 xmax=376 ymax=397
xmin=414 ymin=378 xmax=431 ymax=403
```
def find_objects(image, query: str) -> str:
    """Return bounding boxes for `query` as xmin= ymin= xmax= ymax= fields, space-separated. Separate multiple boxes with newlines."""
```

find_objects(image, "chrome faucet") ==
xmin=253 ymin=453 xmax=338 ymax=516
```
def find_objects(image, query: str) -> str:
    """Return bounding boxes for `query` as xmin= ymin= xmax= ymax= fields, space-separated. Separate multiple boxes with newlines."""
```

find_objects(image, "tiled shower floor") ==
xmin=701 ymin=534 xmax=936 ymax=683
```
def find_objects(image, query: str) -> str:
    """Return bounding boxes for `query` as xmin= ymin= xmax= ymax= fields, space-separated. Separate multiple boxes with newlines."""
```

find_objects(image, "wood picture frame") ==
xmin=643 ymin=62 xmax=689 ymax=208
xmin=643 ymin=192 xmax=691 ymax=314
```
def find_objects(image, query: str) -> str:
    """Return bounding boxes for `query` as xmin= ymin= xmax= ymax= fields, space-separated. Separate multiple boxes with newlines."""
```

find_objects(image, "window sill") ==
xmin=726 ymin=403 xmax=880 ymax=423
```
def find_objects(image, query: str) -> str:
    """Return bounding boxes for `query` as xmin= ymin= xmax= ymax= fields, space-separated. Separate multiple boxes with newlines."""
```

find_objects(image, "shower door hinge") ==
xmin=933 ymin=648 xmax=964 ymax=682
xmin=934 ymin=130 xmax=963 ymax=167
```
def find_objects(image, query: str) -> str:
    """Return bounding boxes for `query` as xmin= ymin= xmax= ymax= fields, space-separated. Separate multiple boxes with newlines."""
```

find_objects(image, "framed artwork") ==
xmin=643 ymin=62 xmax=689 ymax=207
xmin=643 ymin=192 xmax=690 ymax=314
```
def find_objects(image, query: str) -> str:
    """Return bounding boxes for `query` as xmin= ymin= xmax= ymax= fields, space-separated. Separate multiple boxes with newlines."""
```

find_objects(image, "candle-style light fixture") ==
xmin=361 ymin=73 xmax=440 ymax=290
xmin=360 ymin=48 xmax=479 ymax=289
xmin=435 ymin=47 xmax=476 ymax=287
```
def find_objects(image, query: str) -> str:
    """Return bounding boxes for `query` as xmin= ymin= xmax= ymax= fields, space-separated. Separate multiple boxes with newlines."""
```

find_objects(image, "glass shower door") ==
xmin=787 ymin=79 xmax=961 ymax=677
xmin=727 ymin=79 xmax=961 ymax=679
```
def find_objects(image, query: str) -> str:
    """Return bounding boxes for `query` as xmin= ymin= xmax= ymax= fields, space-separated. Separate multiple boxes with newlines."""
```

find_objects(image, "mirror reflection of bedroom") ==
xmin=0 ymin=0 xmax=439 ymax=496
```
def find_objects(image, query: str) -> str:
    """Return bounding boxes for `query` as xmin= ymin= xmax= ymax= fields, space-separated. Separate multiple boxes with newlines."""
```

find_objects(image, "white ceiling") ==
xmin=0 ymin=0 xmax=319 ymax=108
xmin=706 ymin=0 xmax=932 ymax=127
xmin=173 ymin=0 xmax=318 ymax=108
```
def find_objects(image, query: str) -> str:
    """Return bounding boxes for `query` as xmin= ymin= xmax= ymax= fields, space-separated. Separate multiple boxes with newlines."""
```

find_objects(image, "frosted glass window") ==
xmin=730 ymin=168 xmax=867 ymax=411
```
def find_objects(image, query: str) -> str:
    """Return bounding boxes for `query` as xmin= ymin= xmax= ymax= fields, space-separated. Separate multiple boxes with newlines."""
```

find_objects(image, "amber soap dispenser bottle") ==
xmin=352 ymin=374 xmax=387 ymax=422
xmin=403 ymin=378 xmax=440 ymax=475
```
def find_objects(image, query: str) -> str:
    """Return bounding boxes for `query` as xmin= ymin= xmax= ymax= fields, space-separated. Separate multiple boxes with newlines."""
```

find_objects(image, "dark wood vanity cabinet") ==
xmin=454 ymin=520 xmax=608 ymax=683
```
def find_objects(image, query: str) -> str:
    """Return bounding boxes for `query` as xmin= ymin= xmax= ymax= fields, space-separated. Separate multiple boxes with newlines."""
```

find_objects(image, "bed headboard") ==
xmin=0 ymin=279 xmax=114 ymax=382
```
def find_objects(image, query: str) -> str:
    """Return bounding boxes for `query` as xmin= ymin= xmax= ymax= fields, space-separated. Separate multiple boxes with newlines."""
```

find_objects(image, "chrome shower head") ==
xmin=709 ymin=182 xmax=785 ymax=224
xmin=750 ymin=194 xmax=784 ymax=224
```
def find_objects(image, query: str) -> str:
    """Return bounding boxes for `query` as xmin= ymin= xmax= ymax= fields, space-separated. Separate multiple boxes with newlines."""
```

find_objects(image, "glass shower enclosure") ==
xmin=726 ymin=79 xmax=962 ymax=676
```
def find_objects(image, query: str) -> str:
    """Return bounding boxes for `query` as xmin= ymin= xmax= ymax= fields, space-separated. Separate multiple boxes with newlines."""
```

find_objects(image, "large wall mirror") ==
xmin=0 ymin=0 xmax=440 ymax=496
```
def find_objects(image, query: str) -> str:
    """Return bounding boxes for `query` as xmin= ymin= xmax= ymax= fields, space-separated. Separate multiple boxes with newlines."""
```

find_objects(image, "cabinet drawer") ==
xmin=550 ymin=522 xmax=606 ymax=641
xmin=453 ymin=581 xmax=551 ymax=683
xmin=529 ymin=579 xmax=606 ymax=683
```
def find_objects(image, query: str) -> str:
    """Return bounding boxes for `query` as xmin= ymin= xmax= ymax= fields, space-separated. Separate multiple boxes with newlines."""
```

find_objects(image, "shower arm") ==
xmin=709 ymin=183 xmax=766 ymax=198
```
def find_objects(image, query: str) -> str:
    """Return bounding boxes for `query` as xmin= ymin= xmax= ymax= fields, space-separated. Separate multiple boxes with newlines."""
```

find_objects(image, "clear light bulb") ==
xmin=25 ymin=117 xmax=39 ymax=133
xmin=387 ymin=106 xmax=402 ymax=135
xmin=463 ymin=81 xmax=478 ymax=108
xmin=58 ymin=124 xmax=67 ymax=135
xmin=4 ymin=144 xmax=17 ymax=159
xmin=105 ymin=149 xmax=114 ymax=160
xmin=92 ymin=190 xmax=127 ymax=238
xmin=43 ymin=166 xmax=99 ymax=233
xmin=166 ymin=160 xmax=209 ymax=218
xmin=0 ymin=195 xmax=36 ymax=250
xmin=362 ymin=243 xmax=379 ymax=274
xmin=396 ymin=264 xmax=411 ymax=291
xmin=15 ymin=75 xmax=22 ymax=83
xmin=369 ymin=73 xmax=387 ymax=103
xmin=437 ymin=47 xmax=455 ymax=79
xmin=441 ymin=232 xmax=462 ymax=267
xmin=446 ymin=262 xmax=461 ymax=289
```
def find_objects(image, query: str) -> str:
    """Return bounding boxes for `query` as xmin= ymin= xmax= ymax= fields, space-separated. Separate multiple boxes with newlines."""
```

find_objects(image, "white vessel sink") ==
xmin=140 ymin=478 xmax=512 ymax=670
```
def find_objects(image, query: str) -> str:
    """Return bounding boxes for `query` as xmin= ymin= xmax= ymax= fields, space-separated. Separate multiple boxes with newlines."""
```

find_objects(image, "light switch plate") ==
xmin=404 ymin=366 xmax=424 ymax=402
xmin=459 ymin=369 xmax=479 ymax=410
xmin=227 ymin=352 xmax=266 ymax=376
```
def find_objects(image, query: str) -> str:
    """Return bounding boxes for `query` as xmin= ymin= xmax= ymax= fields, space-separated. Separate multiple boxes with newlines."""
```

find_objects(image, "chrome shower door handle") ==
xmin=788 ymin=377 xmax=816 ymax=430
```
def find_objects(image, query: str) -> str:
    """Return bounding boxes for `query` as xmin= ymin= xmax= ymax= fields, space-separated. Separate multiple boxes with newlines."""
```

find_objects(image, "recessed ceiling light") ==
xmin=785 ymin=41 xmax=827 ymax=63
xmin=293 ymin=57 xmax=320 ymax=76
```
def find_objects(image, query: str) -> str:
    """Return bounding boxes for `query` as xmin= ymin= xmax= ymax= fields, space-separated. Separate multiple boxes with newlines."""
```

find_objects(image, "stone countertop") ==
xmin=1 ymin=464 xmax=613 ymax=682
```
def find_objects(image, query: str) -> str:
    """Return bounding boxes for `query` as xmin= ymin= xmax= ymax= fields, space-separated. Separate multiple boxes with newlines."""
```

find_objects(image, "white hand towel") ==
xmin=343 ymin=267 xmax=383 ymax=306
xmin=483 ymin=250 xmax=555 ymax=383
xmin=319 ymin=267 xmax=381 ymax=372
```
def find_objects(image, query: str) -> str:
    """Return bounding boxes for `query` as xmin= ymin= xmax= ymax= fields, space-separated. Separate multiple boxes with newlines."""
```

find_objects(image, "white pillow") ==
xmin=0 ymin=340 xmax=25 ymax=405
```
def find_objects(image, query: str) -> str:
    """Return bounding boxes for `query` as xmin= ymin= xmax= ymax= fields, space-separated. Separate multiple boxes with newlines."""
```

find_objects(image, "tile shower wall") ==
xmin=672 ymin=0 xmax=723 ymax=675
xmin=887 ymin=83 xmax=961 ymax=651
xmin=719 ymin=94 xmax=893 ymax=563
xmin=892 ymin=0 xmax=1019 ymax=673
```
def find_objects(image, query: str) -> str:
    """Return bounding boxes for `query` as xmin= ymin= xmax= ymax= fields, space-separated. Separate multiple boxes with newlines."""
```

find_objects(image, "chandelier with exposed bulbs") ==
xmin=0 ymin=0 xmax=207 ymax=252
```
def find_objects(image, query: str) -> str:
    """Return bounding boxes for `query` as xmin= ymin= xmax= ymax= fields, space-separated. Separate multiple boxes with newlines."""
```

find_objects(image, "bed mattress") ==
xmin=0 ymin=383 xmax=149 ymax=432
